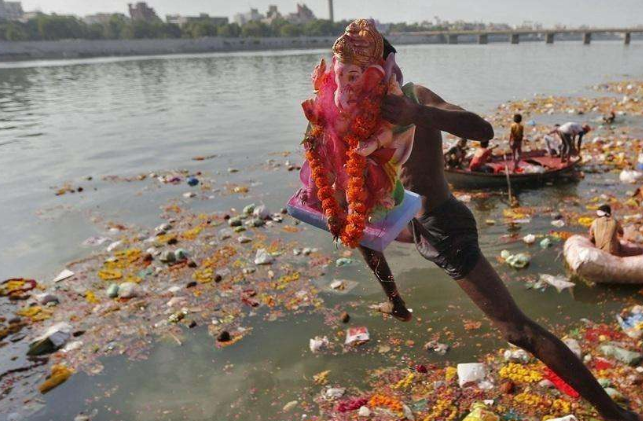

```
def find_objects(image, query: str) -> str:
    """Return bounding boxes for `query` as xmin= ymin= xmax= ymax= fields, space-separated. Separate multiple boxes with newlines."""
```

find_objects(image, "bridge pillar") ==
xmin=545 ymin=33 xmax=555 ymax=44
xmin=448 ymin=34 xmax=458 ymax=44
xmin=511 ymin=33 xmax=520 ymax=44
xmin=624 ymin=32 xmax=631 ymax=45
xmin=478 ymin=34 xmax=488 ymax=45
xmin=583 ymin=32 xmax=592 ymax=45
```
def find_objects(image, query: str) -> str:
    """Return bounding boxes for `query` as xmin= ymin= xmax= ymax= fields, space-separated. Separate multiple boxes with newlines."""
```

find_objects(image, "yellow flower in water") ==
xmin=38 ymin=365 xmax=73 ymax=394
xmin=313 ymin=370 xmax=330 ymax=385
xmin=98 ymin=269 xmax=122 ymax=281
xmin=85 ymin=291 xmax=100 ymax=304
xmin=577 ymin=217 xmax=594 ymax=227
xmin=180 ymin=227 xmax=203 ymax=240
xmin=423 ymin=398 xmax=457 ymax=421
xmin=499 ymin=363 xmax=543 ymax=383
xmin=17 ymin=306 xmax=53 ymax=322
xmin=445 ymin=366 xmax=457 ymax=381
xmin=114 ymin=248 xmax=142 ymax=263
xmin=551 ymin=398 xmax=572 ymax=414
xmin=393 ymin=372 xmax=415 ymax=390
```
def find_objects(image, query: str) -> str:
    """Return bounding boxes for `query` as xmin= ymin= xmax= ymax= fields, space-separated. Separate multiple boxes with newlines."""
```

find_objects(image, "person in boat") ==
xmin=444 ymin=137 xmax=468 ymax=169
xmin=509 ymin=113 xmax=525 ymax=172
xmin=542 ymin=134 xmax=561 ymax=157
xmin=589 ymin=205 xmax=624 ymax=256
xmin=549 ymin=122 xmax=591 ymax=162
xmin=468 ymin=140 xmax=497 ymax=173
xmin=603 ymin=110 xmax=616 ymax=125
xmin=338 ymin=22 xmax=641 ymax=421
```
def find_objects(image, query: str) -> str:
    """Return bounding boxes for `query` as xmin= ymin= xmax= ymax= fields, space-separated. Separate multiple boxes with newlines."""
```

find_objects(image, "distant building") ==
xmin=0 ymin=0 xmax=24 ymax=21
xmin=233 ymin=8 xmax=264 ymax=26
xmin=166 ymin=13 xmax=228 ymax=27
xmin=18 ymin=10 xmax=40 ymax=22
xmin=83 ymin=13 xmax=126 ymax=26
xmin=262 ymin=5 xmax=282 ymax=25
xmin=286 ymin=3 xmax=316 ymax=25
xmin=128 ymin=2 xmax=159 ymax=22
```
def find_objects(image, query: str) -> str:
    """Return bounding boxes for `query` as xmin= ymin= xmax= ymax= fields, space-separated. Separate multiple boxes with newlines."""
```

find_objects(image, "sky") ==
xmin=19 ymin=0 xmax=643 ymax=28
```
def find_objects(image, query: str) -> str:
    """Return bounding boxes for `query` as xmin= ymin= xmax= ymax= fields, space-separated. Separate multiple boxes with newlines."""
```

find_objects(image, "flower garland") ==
xmin=304 ymin=81 xmax=387 ymax=248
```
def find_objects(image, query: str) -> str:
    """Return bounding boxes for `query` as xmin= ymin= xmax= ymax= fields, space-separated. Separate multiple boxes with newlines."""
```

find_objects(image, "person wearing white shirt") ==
xmin=548 ymin=122 xmax=591 ymax=162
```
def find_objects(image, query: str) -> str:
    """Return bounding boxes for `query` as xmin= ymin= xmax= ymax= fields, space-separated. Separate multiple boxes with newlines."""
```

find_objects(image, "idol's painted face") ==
xmin=333 ymin=60 xmax=364 ymax=113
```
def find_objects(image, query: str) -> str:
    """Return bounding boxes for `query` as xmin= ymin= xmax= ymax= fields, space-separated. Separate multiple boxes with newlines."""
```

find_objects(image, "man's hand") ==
xmin=381 ymin=94 xmax=420 ymax=126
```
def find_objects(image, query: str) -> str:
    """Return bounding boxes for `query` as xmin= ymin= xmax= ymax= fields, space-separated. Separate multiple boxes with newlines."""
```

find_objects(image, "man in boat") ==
xmin=444 ymin=137 xmax=468 ymax=169
xmin=468 ymin=140 xmax=496 ymax=173
xmin=509 ymin=113 xmax=525 ymax=172
xmin=589 ymin=205 xmax=624 ymax=256
xmin=603 ymin=110 xmax=616 ymax=125
xmin=339 ymin=21 xmax=642 ymax=421
xmin=549 ymin=122 xmax=591 ymax=162
xmin=542 ymin=133 xmax=561 ymax=157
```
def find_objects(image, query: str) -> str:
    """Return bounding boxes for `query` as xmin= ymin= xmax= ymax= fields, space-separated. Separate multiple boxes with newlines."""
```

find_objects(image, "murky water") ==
xmin=1 ymin=42 xmax=643 ymax=421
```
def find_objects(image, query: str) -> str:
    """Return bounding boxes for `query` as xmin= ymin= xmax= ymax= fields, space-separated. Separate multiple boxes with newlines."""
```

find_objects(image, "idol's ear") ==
xmin=362 ymin=65 xmax=385 ymax=91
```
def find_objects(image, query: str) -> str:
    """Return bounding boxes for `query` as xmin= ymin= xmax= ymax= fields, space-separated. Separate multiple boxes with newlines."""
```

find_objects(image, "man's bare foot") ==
xmin=390 ymin=296 xmax=413 ymax=322
xmin=374 ymin=298 xmax=413 ymax=322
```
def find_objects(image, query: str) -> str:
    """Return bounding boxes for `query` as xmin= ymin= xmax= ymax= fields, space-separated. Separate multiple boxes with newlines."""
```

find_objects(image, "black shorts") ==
xmin=409 ymin=195 xmax=481 ymax=280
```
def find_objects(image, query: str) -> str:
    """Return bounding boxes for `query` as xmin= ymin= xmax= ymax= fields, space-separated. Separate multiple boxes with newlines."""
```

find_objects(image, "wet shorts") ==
xmin=409 ymin=195 xmax=481 ymax=280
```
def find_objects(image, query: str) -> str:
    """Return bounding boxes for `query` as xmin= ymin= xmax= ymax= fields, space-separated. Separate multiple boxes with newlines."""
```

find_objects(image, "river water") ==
xmin=1 ymin=42 xmax=642 ymax=421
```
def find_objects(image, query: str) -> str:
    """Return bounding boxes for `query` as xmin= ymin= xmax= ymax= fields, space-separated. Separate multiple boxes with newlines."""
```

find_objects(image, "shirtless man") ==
xmin=359 ymin=37 xmax=641 ymax=421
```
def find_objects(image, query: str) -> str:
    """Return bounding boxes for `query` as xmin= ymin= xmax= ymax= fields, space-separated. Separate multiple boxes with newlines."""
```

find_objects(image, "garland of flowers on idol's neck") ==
xmin=304 ymin=80 xmax=387 ymax=248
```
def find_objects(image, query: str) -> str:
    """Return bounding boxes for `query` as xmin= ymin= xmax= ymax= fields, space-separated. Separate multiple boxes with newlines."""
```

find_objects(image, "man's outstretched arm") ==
xmin=381 ymin=85 xmax=494 ymax=142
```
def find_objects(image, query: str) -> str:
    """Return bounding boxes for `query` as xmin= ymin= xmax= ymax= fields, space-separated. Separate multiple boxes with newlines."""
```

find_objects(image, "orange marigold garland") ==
xmin=304 ymin=82 xmax=387 ymax=248
xmin=304 ymin=126 xmax=343 ymax=239
xmin=340 ymin=82 xmax=386 ymax=247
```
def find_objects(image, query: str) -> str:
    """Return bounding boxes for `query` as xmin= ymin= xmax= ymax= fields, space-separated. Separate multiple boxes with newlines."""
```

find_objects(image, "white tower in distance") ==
xmin=328 ymin=0 xmax=334 ymax=22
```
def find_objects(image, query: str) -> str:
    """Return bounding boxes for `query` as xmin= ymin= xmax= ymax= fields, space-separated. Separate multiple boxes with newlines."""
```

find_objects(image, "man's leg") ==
xmin=561 ymin=134 xmax=571 ymax=162
xmin=576 ymin=134 xmax=584 ymax=156
xmin=358 ymin=246 xmax=412 ymax=322
xmin=456 ymin=256 xmax=639 ymax=421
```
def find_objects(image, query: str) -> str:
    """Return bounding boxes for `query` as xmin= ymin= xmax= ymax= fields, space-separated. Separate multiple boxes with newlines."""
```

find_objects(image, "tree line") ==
xmin=0 ymin=14 xmax=356 ymax=41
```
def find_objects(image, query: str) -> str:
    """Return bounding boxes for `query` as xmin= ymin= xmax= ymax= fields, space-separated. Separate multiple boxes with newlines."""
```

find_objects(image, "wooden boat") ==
xmin=564 ymin=235 xmax=643 ymax=284
xmin=445 ymin=151 xmax=580 ymax=189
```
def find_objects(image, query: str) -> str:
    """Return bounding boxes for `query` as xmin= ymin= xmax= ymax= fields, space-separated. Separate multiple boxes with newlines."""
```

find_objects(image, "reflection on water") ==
xmin=0 ymin=42 xmax=642 ymax=421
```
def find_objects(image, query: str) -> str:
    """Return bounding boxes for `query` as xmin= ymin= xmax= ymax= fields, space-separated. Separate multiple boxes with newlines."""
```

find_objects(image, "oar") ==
xmin=503 ymin=153 xmax=517 ymax=207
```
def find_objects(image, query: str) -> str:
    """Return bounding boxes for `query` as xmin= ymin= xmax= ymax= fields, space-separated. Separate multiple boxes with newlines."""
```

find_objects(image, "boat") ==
xmin=564 ymin=235 xmax=643 ymax=284
xmin=445 ymin=151 xmax=580 ymax=189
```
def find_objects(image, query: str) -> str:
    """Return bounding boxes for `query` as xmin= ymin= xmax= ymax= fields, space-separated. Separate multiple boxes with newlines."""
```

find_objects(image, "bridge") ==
xmin=390 ymin=28 xmax=643 ymax=45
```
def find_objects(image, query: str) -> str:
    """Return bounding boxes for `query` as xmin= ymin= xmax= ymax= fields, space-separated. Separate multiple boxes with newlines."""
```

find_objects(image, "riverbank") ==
xmin=0 ymin=33 xmax=639 ymax=62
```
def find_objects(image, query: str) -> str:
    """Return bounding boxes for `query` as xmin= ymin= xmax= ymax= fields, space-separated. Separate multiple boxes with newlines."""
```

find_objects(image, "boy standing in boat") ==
xmin=333 ymin=20 xmax=643 ymax=421
xmin=509 ymin=113 xmax=525 ymax=172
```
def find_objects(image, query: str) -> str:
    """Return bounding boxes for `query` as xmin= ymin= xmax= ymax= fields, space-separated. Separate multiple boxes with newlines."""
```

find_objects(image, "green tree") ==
xmin=35 ymin=14 xmax=88 ymax=40
xmin=217 ymin=23 xmax=241 ymax=37
xmin=2 ymin=23 xmax=29 ymax=41
xmin=241 ymin=20 xmax=270 ymax=38
xmin=302 ymin=19 xmax=336 ymax=36
xmin=103 ymin=14 xmax=129 ymax=39
xmin=185 ymin=20 xmax=218 ymax=38
xmin=158 ymin=22 xmax=181 ymax=39
xmin=86 ymin=23 xmax=104 ymax=40
xmin=279 ymin=23 xmax=302 ymax=37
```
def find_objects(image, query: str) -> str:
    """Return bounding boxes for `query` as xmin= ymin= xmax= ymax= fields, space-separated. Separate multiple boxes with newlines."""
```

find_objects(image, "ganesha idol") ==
xmin=289 ymin=19 xmax=420 ymax=249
